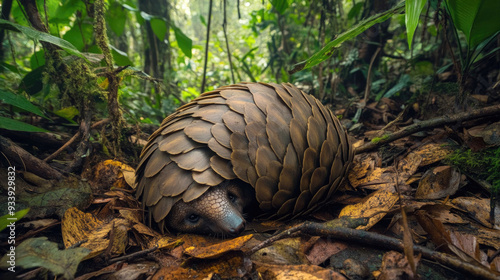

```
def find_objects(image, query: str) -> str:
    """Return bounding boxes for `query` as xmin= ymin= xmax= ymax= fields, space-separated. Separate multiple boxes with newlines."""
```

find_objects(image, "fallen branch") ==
xmin=246 ymin=218 xmax=500 ymax=280
xmin=355 ymin=104 xmax=500 ymax=154
xmin=0 ymin=135 xmax=63 ymax=179
xmin=44 ymin=118 xmax=110 ymax=163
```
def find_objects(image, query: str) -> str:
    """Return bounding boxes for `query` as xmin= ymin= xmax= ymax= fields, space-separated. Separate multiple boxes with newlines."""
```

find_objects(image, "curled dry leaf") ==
xmin=339 ymin=190 xmax=399 ymax=230
xmin=61 ymin=207 xmax=131 ymax=259
xmin=415 ymin=166 xmax=461 ymax=199
xmin=252 ymin=237 xmax=308 ymax=265
xmin=254 ymin=262 xmax=347 ymax=280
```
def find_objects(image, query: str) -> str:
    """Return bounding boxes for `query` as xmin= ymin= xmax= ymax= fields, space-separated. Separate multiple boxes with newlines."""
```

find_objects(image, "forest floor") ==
xmin=1 ymin=89 xmax=500 ymax=280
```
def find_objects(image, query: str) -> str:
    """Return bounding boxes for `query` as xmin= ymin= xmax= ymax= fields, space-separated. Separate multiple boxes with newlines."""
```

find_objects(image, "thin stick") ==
xmin=200 ymin=0 xmax=213 ymax=93
xmin=355 ymin=104 xmax=500 ymax=154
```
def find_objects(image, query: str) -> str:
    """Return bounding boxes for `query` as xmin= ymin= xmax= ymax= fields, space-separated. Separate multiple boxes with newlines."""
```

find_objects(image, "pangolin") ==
xmin=135 ymin=82 xmax=354 ymax=235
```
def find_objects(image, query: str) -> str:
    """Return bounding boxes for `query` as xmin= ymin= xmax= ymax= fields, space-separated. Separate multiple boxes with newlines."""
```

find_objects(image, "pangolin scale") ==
xmin=135 ymin=82 xmax=354 ymax=233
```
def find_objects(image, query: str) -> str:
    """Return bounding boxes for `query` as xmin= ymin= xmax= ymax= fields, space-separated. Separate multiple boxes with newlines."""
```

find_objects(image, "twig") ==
xmin=0 ymin=135 xmax=62 ymax=179
xmin=355 ymin=103 xmax=500 ymax=154
xmin=200 ymin=0 xmax=213 ymax=93
xmin=246 ymin=219 xmax=500 ymax=280
xmin=108 ymin=246 xmax=158 ymax=264
xmin=44 ymin=118 xmax=110 ymax=162
xmin=222 ymin=0 xmax=235 ymax=84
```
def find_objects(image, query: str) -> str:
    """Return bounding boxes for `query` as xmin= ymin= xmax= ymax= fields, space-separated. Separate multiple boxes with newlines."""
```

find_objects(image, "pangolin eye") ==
xmin=228 ymin=192 xmax=237 ymax=203
xmin=187 ymin=214 xmax=200 ymax=223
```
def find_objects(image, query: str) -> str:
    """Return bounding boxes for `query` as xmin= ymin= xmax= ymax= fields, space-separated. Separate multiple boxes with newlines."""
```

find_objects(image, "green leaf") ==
xmin=0 ymin=237 xmax=90 ymax=279
xmin=446 ymin=0 xmax=500 ymax=49
xmin=289 ymin=2 xmax=405 ymax=73
xmin=406 ymin=0 xmax=427 ymax=50
xmin=348 ymin=2 xmax=364 ymax=20
xmin=271 ymin=0 xmax=289 ymax=14
xmin=172 ymin=25 xmax=192 ymax=58
xmin=0 ymin=89 xmax=47 ymax=118
xmin=110 ymin=45 xmax=133 ymax=66
xmin=19 ymin=66 xmax=45 ymax=96
xmin=0 ymin=19 xmax=87 ymax=61
xmin=54 ymin=106 xmax=79 ymax=121
xmin=107 ymin=1 xmax=127 ymax=36
xmin=0 ymin=117 xmax=49 ymax=132
xmin=200 ymin=15 xmax=207 ymax=26
xmin=151 ymin=18 xmax=167 ymax=41
xmin=0 ymin=208 xmax=30 ymax=232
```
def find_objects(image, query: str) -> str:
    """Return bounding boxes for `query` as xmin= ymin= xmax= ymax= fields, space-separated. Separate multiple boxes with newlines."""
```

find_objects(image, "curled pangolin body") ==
xmin=135 ymin=82 xmax=354 ymax=235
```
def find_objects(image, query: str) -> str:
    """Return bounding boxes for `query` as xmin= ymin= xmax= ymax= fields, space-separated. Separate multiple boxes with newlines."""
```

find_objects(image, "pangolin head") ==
xmin=135 ymin=82 xmax=353 ymax=235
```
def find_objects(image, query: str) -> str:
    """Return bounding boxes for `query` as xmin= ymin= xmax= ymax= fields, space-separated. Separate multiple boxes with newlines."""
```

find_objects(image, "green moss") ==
xmin=445 ymin=147 xmax=500 ymax=192
xmin=371 ymin=134 xmax=391 ymax=144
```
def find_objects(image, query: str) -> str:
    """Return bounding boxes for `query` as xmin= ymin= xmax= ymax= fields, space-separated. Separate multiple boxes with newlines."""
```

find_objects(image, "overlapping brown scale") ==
xmin=182 ymin=182 xmax=210 ymax=202
xmin=184 ymin=120 xmax=213 ymax=144
xmin=158 ymin=131 xmax=202 ymax=154
xmin=192 ymin=166 xmax=224 ymax=186
xmin=328 ymin=144 xmax=344 ymax=188
xmin=192 ymin=104 xmax=229 ymax=123
xmin=212 ymin=123 xmax=231 ymax=148
xmin=289 ymin=119 xmax=307 ymax=166
xmin=144 ymin=176 xmax=162 ymax=206
xmin=301 ymin=148 xmax=317 ymax=176
xmin=221 ymin=90 xmax=254 ymax=113
xmin=293 ymin=190 xmax=312 ymax=215
xmin=144 ymin=148 xmax=172 ymax=178
xmin=210 ymin=155 xmax=236 ymax=179
xmin=156 ymin=162 xmax=194 ymax=197
xmin=255 ymin=145 xmax=279 ymax=177
xmin=197 ymin=96 xmax=226 ymax=105
xmin=160 ymin=117 xmax=193 ymax=135
xmin=266 ymin=108 xmax=292 ymax=161
xmin=255 ymin=176 xmax=278 ymax=206
xmin=136 ymin=143 xmax=158 ymax=173
xmin=153 ymin=197 xmax=176 ymax=221
xmin=277 ymin=144 xmax=300 ymax=196
xmin=170 ymin=148 xmax=211 ymax=172
xmin=306 ymin=116 xmax=322 ymax=152
xmin=269 ymin=83 xmax=292 ymax=108
xmin=222 ymin=110 xmax=245 ymax=134
xmin=208 ymin=138 xmax=232 ymax=160
xmin=309 ymin=167 xmax=328 ymax=195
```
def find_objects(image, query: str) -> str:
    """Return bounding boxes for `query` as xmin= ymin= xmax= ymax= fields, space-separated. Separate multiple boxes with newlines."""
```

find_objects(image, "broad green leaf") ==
xmin=0 ymin=19 xmax=87 ymax=61
xmin=29 ymin=50 xmax=45 ymax=69
xmin=0 ymin=208 xmax=30 ymax=232
xmin=406 ymin=0 xmax=427 ymax=50
xmin=0 ymin=117 xmax=49 ymax=132
xmin=290 ymin=2 xmax=405 ymax=73
xmin=151 ymin=18 xmax=167 ymax=41
xmin=172 ymin=25 xmax=192 ymax=58
xmin=271 ymin=0 xmax=289 ymax=14
xmin=0 ymin=237 xmax=90 ymax=279
xmin=446 ymin=0 xmax=500 ymax=49
xmin=54 ymin=106 xmax=79 ymax=121
xmin=110 ymin=45 xmax=133 ymax=66
xmin=0 ymin=89 xmax=47 ymax=118
xmin=107 ymin=1 xmax=127 ymax=36
xmin=19 ymin=66 xmax=44 ymax=96
xmin=348 ymin=2 xmax=364 ymax=20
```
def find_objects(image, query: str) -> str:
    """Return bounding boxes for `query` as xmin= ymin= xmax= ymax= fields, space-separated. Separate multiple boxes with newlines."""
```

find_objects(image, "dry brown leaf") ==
xmin=252 ymin=237 xmax=307 ymax=265
xmin=412 ymin=143 xmax=454 ymax=167
xmin=153 ymin=252 xmax=250 ymax=279
xmin=61 ymin=207 xmax=131 ymax=259
xmin=184 ymin=234 xmax=253 ymax=258
xmin=339 ymin=190 xmax=399 ymax=230
xmin=305 ymin=238 xmax=347 ymax=266
xmin=255 ymin=262 xmax=347 ymax=280
xmin=415 ymin=166 xmax=461 ymax=199
xmin=377 ymin=251 xmax=419 ymax=280
xmin=451 ymin=197 xmax=497 ymax=227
